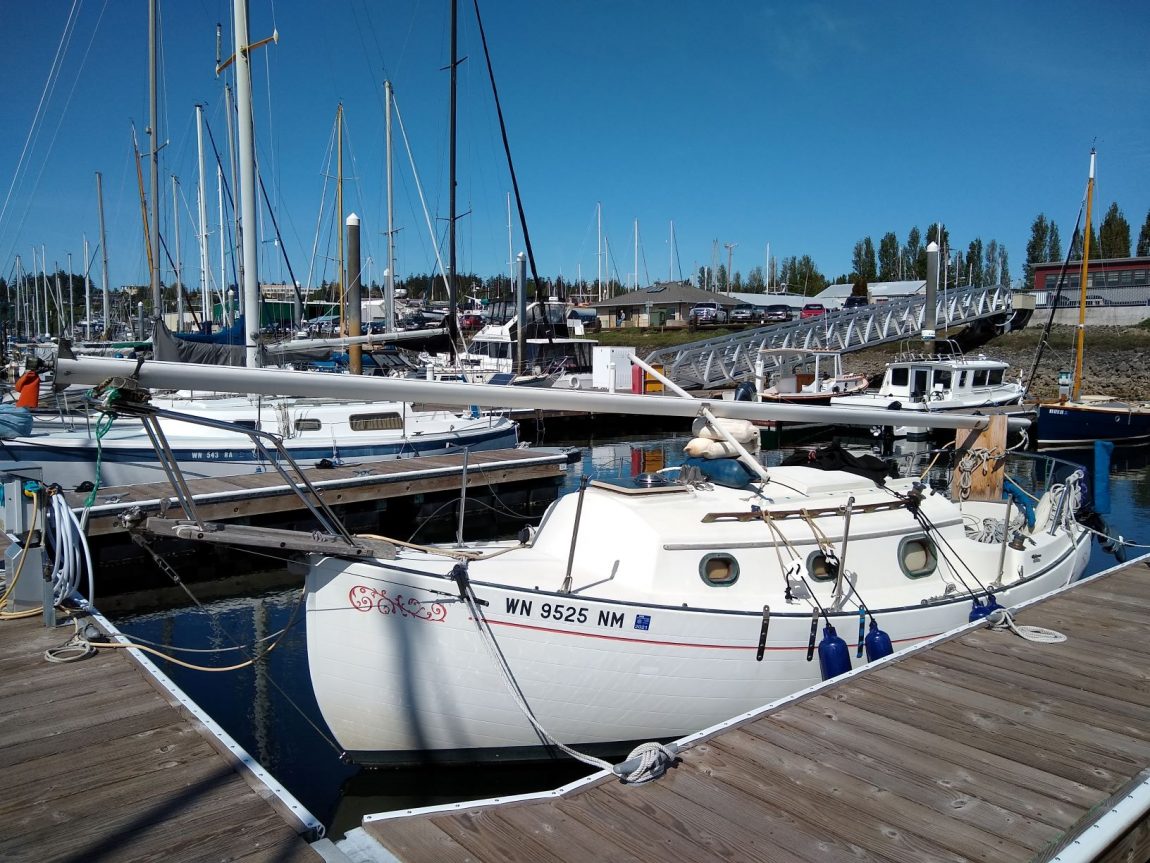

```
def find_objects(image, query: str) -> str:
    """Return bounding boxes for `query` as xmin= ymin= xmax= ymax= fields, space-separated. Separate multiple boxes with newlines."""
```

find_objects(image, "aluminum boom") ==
xmin=55 ymin=357 xmax=1013 ymax=431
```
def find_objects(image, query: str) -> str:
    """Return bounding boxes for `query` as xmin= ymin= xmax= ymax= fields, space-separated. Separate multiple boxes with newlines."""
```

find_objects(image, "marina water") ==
xmin=108 ymin=431 xmax=1150 ymax=835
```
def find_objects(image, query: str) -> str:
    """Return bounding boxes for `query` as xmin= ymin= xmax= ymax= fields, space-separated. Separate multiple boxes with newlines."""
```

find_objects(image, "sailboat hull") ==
xmin=1037 ymin=402 xmax=1150 ymax=448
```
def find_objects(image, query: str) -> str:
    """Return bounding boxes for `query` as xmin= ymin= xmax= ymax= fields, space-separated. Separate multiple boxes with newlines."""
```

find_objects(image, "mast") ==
xmin=447 ymin=0 xmax=459 ymax=353
xmin=597 ymin=202 xmax=602 ymax=301
xmin=336 ymin=103 xmax=344 ymax=335
xmin=195 ymin=105 xmax=211 ymax=330
xmin=148 ymin=0 xmax=161 ymax=317
xmin=233 ymin=0 xmax=261 ymax=366
xmin=218 ymin=164 xmax=227 ymax=324
xmin=384 ymin=82 xmax=396 ymax=333
xmin=171 ymin=175 xmax=183 ymax=331
xmin=96 ymin=172 xmax=111 ymax=338
xmin=1073 ymin=148 xmax=1095 ymax=402
xmin=633 ymin=219 xmax=638 ymax=289
xmin=83 ymin=235 xmax=91 ymax=339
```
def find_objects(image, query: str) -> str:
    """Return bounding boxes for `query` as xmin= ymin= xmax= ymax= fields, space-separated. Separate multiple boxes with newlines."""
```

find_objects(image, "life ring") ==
xmin=568 ymin=376 xmax=581 ymax=389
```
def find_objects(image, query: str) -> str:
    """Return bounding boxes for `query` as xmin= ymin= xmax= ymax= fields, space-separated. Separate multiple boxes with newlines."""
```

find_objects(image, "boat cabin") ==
xmin=878 ymin=353 xmax=1009 ymax=403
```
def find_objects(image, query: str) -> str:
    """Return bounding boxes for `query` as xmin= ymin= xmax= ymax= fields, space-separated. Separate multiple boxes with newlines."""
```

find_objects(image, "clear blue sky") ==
xmin=2 ymin=1 xmax=1148 ymax=296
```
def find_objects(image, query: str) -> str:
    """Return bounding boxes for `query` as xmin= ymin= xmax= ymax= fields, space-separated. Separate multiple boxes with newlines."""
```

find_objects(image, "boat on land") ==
xmin=829 ymin=342 xmax=1025 ymax=439
xmin=1033 ymin=149 xmax=1150 ymax=449
xmin=52 ymin=355 xmax=1089 ymax=765
xmin=757 ymin=348 xmax=869 ymax=405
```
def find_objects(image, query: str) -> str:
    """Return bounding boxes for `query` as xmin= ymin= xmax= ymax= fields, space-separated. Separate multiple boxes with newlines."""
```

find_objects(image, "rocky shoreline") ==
xmin=845 ymin=326 xmax=1150 ymax=402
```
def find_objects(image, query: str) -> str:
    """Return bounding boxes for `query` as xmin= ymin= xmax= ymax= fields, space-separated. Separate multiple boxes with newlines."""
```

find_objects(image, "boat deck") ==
xmin=0 ymin=613 xmax=325 ymax=862
xmin=360 ymin=556 xmax=1150 ymax=863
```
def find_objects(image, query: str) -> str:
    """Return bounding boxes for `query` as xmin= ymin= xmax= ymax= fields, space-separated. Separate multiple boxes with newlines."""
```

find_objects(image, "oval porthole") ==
xmin=806 ymin=550 xmax=837 ymax=582
xmin=699 ymin=553 xmax=739 ymax=586
xmin=899 ymin=535 xmax=938 ymax=578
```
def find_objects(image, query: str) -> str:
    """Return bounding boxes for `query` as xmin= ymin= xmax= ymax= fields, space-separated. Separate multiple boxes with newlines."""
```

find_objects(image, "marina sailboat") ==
xmin=52 ymin=355 xmax=1092 ymax=765
xmin=1035 ymin=149 xmax=1150 ymax=449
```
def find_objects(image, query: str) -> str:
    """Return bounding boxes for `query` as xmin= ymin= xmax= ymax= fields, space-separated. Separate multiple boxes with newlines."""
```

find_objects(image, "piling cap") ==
xmin=346 ymin=213 xmax=360 ymax=226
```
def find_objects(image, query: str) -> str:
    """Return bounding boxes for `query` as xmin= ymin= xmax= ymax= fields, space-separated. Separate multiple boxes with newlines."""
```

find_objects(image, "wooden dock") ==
xmin=63 ymin=446 xmax=575 ymax=537
xmin=0 ymin=612 xmax=326 ymax=863
xmin=358 ymin=556 xmax=1150 ymax=863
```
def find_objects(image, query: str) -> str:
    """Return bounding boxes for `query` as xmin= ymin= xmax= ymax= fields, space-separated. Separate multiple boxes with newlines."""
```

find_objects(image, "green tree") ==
xmin=851 ymin=237 xmax=877 ymax=281
xmin=696 ymin=266 xmax=708 ymax=290
xmin=779 ymin=255 xmax=827 ymax=295
xmin=984 ymin=239 xmax=999 ymax=285
xmin=1025 ymin=214 xmax=1051 ymax=288
xmin=716 ymin=264 xmax=729 ymax=293
xmin=966 ymin=238 xmax=984 ymax=286
xmin=877 ymin=232 xmax=900 ymax=282
xmin=1098 ymin=202 xmax=1131 ymax=258
xmin=746 ymin=266 xmax=765 ymax=292
xmin=1047 ymin=223 xmax=1062 ymax=263
xmin=999 ymin=247 xmax=1011 ymax=288
xmin=1137 ymin=210 xmax=1150 ymax=257
xmin=903 ymin=226 xmax=924 ymax=279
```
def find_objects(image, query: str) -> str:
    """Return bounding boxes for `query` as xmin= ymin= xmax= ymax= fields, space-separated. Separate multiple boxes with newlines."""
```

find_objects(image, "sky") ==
xmin=1 ymin=0 xmax=1149 ymax=298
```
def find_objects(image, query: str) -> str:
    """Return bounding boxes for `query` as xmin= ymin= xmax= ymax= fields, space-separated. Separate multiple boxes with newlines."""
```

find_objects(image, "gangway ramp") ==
xmin=647 ymin=283 xmax=1017 ymax=389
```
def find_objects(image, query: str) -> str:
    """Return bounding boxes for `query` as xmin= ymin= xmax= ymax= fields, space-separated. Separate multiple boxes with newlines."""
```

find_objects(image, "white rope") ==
xmin=456 ymin=572 xmax=678 ymax=783
xmin=986 ymin=608 xmax=1067 ymax=644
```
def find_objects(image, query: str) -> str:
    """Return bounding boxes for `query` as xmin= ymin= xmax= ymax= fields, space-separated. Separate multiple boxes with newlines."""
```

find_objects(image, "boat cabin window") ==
xmin=958 ymin=371 xmax=968 ymax=387
xmin=295 ymin=418 xmax=322 ymax=432
xmin=933 ymin=370 xmax=951 ymax=389
xmin=806 ymin=551 xmax=837 ymax=582
xmin=987 ymin=368 xmax=1004 ymax=386
xmin=973 ymin=370 xmax=990 ymax=387
xmin=698 ymin=553 xmax=739 ymax=586
xmin=349 ymin=413 xmax=404 ymax=431
xmin=890 ymin=367 xmax=909 ymax=387
xmin=898 ymin=535 xmax=938 ymax=579
xmin=232 ymin=420 xmax=258 ymax=431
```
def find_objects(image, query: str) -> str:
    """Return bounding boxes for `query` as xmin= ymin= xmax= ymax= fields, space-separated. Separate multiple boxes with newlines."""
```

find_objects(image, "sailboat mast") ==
xmin=171 ymin=175 xmax=183 ymax=331
xmin=385 ymin=82 xmax=396 ymax=333
xmin=195 ymin=105 xmax=211 ymax=330
xmin=597 ymin=202 xmax=602 ymax=302
xmin=447 ymin=0 xmax=459 ymax=351
xmin=233 ymin=0 xmax=261 ymax=367
xmin=336 ymin=103 xmax=344 ymax=335
xmin=96 ymin=172 xmax=111 ymax=337
xmin=148 ymin=0 xmax=161 ymax=317
xmin=1073 ymin=148 xmax=1095 ymax=402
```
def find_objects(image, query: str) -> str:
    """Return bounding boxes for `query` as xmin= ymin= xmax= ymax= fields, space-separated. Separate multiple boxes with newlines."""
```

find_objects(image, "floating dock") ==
xmin=0 ymin=612 xmax=327 ymax=862
xmin=64 ymin=447 xmax=575 ymax=538
xmin=353 ymin=555 xmax=1150 ymax=863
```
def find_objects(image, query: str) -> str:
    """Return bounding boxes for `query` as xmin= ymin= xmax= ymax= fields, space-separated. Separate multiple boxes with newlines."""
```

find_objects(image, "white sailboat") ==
xmin=52 ymin=355 xmax=1091 ymax=764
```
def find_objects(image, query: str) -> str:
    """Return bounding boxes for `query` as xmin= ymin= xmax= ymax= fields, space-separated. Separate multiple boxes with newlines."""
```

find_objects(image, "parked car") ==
xmin=729 ymin=304 xmax=763 ymax=324
xmin=800 ymin=303 xmax=827 ymax=320
xmin=764 ymin=304 xmax=794 ymax=323
xmin=689 ymin=301 xmax=729 ymax=324
xmin=843 ymin=295 xmax=869 ymax=309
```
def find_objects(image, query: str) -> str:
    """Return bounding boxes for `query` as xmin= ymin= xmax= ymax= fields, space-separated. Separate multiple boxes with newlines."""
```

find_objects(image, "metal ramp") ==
xmin=646 ymin=283 xmax=1016 ymax=389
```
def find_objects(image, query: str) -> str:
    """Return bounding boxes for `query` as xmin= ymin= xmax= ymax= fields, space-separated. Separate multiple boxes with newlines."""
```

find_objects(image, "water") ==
xmin=107 ymin=432 xmax=1150 ymax=837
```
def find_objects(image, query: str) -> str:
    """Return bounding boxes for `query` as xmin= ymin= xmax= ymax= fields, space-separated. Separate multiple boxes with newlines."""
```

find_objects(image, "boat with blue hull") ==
xmin=1033 ymin=149 xmax=1150 ymax=449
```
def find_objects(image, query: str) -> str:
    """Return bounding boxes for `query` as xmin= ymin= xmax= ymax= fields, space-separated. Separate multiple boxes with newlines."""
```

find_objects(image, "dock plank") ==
xmin=362 ymin=557 xmax=1150 ymax=863
xmin=0 ymin=615 xmax=323 ymax=863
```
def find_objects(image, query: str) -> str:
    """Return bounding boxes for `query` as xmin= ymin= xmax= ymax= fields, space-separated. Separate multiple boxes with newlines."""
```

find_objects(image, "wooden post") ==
xmin=952 ymin=415 xmax=1007 ymax=501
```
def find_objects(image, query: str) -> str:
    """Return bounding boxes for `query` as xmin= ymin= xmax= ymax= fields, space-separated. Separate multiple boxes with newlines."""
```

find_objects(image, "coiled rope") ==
xmin=986 ymin=607 xmax=1067 ymax=644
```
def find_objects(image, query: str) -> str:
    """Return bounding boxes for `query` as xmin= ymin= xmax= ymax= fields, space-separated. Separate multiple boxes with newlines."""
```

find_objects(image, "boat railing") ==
xmin=891 ymin=339 xmax=968 ymax=364
xmin=892 ymin=446 xmax=1087 ymax=505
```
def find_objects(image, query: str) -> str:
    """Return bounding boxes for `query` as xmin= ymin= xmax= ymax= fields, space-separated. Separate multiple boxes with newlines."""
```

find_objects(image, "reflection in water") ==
xmin=109 ymin=431 xmax=1146 ymax=834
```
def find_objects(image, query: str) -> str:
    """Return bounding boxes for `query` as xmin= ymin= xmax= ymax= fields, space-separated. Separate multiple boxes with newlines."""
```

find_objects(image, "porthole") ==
xmin=898 ymin=535 xmax=938 ymax=578
xmin=806 ymin=550 xmax=837 ymax=582
xmin=698 ymin=553 xmax=739 ymax=586
xmin=294 ymin=418 xmax=322 ymax=432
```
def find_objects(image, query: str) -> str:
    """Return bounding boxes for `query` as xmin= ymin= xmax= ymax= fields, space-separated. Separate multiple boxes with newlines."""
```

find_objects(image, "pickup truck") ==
xmin=689 ymin=301 xmax=728 ymax=323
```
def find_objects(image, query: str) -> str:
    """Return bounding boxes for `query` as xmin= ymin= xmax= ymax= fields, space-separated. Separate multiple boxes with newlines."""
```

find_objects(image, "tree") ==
xmin=999 ymin=248 xmax=1011 ymax=289
xmin=1138 ymin=210 xmax=1150 ymax=257
xmin=877 ymin=232 xmax=900 ymax=282
xmin=1047 ymin=223 xmax=1062 ymax=263
xmin=984 ymin=239 xmax=999 ymax=286
xmin=746 ymin=266 xmax=765 ymax=292
xmin=903 ymin=226 xmax=924 ymax=279
xmin=716 ymin=264 xmax=729 ymax=293
xmin=1099 ymin=202 xmax=1131 ymax=258
xmin=779 ymin=255 xmax=827 ymax=295
xmin=1025 ymin=214 xmax=1051 ymax=288
xmin=966 ymin=238 xmax=984 ymax=286
xmin=851 ymin=237 xmax=877 ymax=281
xmin=695 ymin=266 xmax=708 ymax=290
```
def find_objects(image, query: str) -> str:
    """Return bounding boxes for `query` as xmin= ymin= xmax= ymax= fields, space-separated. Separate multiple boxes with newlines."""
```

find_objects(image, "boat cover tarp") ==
xmin=0 ymin=405 xmax=34 ymax=438
xmin=780 ymin=441 xmax=897 ymax=484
